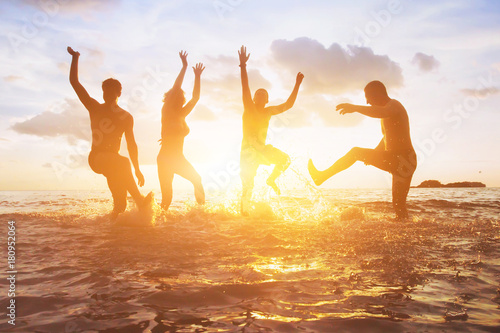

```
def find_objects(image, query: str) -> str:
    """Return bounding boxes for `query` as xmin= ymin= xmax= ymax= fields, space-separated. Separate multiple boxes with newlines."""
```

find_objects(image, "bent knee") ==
xmin=349 ymin=147 xmax=371 ymax=162
xmin=349 ymin=147 xmax=363 ymax=156
xmin=283 ymin=153 xmax=291 ymax=165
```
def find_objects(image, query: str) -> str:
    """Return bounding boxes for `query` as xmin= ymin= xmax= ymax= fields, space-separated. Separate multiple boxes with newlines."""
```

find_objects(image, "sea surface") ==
xmin=0 ymin=187 xmax=499 ymax=332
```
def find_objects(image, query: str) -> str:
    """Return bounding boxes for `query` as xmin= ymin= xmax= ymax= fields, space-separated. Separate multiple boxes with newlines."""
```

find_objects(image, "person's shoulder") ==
xmin=243 ymin=103 xmax=257 ymax=115
xmin=388 ymin=99 xmax=407 ymax=113
xmin=118 ymin=107 xmax=132 ymax=116
xmin=88 ymin=101 xmax=105 ymax=113
xmin=117 ymin=108 xmax=134 ymax=123
xmin=390 ymin=99 xmax=406 ymax=108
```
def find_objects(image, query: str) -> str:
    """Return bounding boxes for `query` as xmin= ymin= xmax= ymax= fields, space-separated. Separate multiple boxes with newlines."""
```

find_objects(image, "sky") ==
xmin=1 ymin=0 xmax=499 ymax=192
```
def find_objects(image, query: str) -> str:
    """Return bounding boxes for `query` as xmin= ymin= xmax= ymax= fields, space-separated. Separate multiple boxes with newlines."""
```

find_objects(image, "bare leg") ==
xmin=308 ymin=147 xmax=392 ymax=186
xmin=157 ymin=155 xmax=174 ymax=211
xmin=116 ymin=156 xmax=144 ymax=205
xmin=240 ymin=163 xmax=258 ymax=216
xmin=176 ymin=157 xmax=205 ymax=205
xmin=91 ymin=152 xmax=145 ymax=213
xmin=266 ymin=146 xmax=291 ymax=195
xmin=392 ymin=175 xmax=412 ymax=220
xmin=241 ymin=182 xmax=253 ymax=216
xmin=106 ymin=175 xmax=127 ymax=219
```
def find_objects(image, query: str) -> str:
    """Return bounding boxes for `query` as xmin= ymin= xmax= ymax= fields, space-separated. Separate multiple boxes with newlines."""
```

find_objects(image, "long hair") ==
xmin=162 ymin=87 xmax=186 ymax=107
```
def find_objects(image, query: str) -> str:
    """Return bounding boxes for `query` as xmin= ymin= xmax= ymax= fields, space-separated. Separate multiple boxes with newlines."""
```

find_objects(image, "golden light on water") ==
xmin=251 ymin=257 xmax=322 ymax=277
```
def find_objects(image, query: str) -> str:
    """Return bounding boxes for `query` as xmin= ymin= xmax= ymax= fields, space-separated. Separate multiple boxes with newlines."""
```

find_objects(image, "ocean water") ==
xmin=0 ymin=187 xmax=499 ymax=332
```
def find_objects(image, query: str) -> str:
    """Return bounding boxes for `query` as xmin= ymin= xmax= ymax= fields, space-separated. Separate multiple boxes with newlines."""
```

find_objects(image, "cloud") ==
xmin=411 ymin=52 xmax=440 ymax=72
xmin=201 ymin=50 xmax=365 ymax=128
xmin=461 ymin=87 xmax=499 ymax=98
xmin=16 ymin=0 xmax=121 ymax=14
xmin=3 ymin=75 xmax=23 ymax=83
xmin=269 ymin=37 xmax=404 ymax=94
xmin=10 ymin=99 xmax=90 ymax=144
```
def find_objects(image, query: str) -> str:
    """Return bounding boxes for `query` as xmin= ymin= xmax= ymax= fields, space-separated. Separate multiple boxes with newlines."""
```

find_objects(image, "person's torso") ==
xmin=242 ymin=104 xmax=271 ymax=149
xmin=160 ymin=106 xmax=189 ymax=155
xmin=89 ymin=104 xmax=130 ymax=153
xmin=382 ymin=100 xmax=414 ymax=153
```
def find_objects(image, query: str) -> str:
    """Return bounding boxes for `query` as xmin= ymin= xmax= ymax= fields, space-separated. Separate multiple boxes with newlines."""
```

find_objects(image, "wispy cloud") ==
xmin=461 ymin=87 xmax=499 ymax=98
xmin=3 ymin=75 xmax=23 ymax=83
xmin=15 ymin=0 xmax=122 ymax=14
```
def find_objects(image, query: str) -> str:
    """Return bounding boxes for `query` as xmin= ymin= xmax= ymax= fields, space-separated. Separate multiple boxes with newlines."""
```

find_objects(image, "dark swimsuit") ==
xmin=383 ymin=149 xmax=417 ymax=178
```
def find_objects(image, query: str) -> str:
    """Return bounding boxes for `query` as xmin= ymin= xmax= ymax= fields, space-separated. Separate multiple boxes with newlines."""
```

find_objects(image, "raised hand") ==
xmin=193 ymin=63 xmax=205 ymax=76
xmin=67 ymin=46 xmax=80 ymax=57
xmin=179 ymin=50 xmax=188 ymax=67
xmin=336 ymin=103 xmax=355 ymax=115
xmin=296 ymin=72 xmax=304 ymax=85
xmin=238 ymin=45 xmax=250 ymax=66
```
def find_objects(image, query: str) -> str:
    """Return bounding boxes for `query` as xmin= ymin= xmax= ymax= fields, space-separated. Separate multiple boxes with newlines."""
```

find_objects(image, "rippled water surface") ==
xmin=0 ymin=188 xmax=499 ymax=332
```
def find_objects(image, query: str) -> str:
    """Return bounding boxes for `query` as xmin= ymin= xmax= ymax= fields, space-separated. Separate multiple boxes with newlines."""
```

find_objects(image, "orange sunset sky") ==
xmin=1 ymin=0 xmax=499 ymax=192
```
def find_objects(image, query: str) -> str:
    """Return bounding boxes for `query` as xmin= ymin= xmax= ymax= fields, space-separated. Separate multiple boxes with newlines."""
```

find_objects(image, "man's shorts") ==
xmin=379 ymin=149 xmax=417 ymax=179
xmin=240 ymin=144 xmax=289 ymax=176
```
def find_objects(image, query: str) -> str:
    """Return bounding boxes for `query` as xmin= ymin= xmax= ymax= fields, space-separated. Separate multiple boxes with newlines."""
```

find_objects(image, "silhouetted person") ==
xmin=238 ymin=45 xmax=304 ymax=215
xmin=67 ymin=47 xmax=151 ymax=219
xmin=308 ymin=81 xmax=417 ymax=220
xmin=157 ymin=51 xmax=205 ymax=211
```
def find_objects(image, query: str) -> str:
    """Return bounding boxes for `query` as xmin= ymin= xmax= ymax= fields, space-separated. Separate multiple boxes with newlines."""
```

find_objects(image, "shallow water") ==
xmin=0 ymin=188 xmax=499 ymax=332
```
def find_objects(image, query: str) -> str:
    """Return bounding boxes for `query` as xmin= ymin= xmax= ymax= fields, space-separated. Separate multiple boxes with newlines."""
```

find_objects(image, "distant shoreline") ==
xmin=413 ymin=180 xmax=486 ymax=188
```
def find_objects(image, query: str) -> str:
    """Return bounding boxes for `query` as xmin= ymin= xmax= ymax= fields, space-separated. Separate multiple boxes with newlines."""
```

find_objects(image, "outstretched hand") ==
xmin=179 ymin=50 xmax=188 ymax=67
xmin=336 ymin=103 xmax=355 ymax=115
xmin=238 ymin=45 xmax=250 ymax=66
xmin=296 ymin=72 xmax=304 ymax=85
xmin=67 ymin=46 xmax=80 ymax=57
xmin=193 ymin=63 xmax=205 ymax=76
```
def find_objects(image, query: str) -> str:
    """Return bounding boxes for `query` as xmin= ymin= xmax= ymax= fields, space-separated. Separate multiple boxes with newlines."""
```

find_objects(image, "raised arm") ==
xmin=238 ymin=45 xmax=253 ymax=107
xmin=124 ymin=115 xmax=144 ymax=187
xmin=269 ymin=72 xmax=304 ymax=115
xmin=182 ymin=63 xmax=204 ymax=117
xmin=336 ymin=100 xmax=395 ymax=118
xmin=172 ymin=50 xmax=188 ymax=90
xmin=67 ymin=47 xmax=98 ymax=111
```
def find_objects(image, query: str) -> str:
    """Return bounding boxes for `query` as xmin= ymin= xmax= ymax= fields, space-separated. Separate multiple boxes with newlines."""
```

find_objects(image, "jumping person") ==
xmin=157 ymin=51 xmax=205 ymax=211
xmin=308 ymin=81 xmax=417 ymax=220
xmin=67 ymin=47 xmax=151 ymax=219
xmin=238 ymin=45 xmax=304 ymax=214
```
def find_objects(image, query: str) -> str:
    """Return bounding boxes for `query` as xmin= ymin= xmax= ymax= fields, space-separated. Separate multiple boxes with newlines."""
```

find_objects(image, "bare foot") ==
xmin=308 ymin=159 xmax=324 ymax=186
xmin=266 ymin=178 xmax=281 ymax=195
